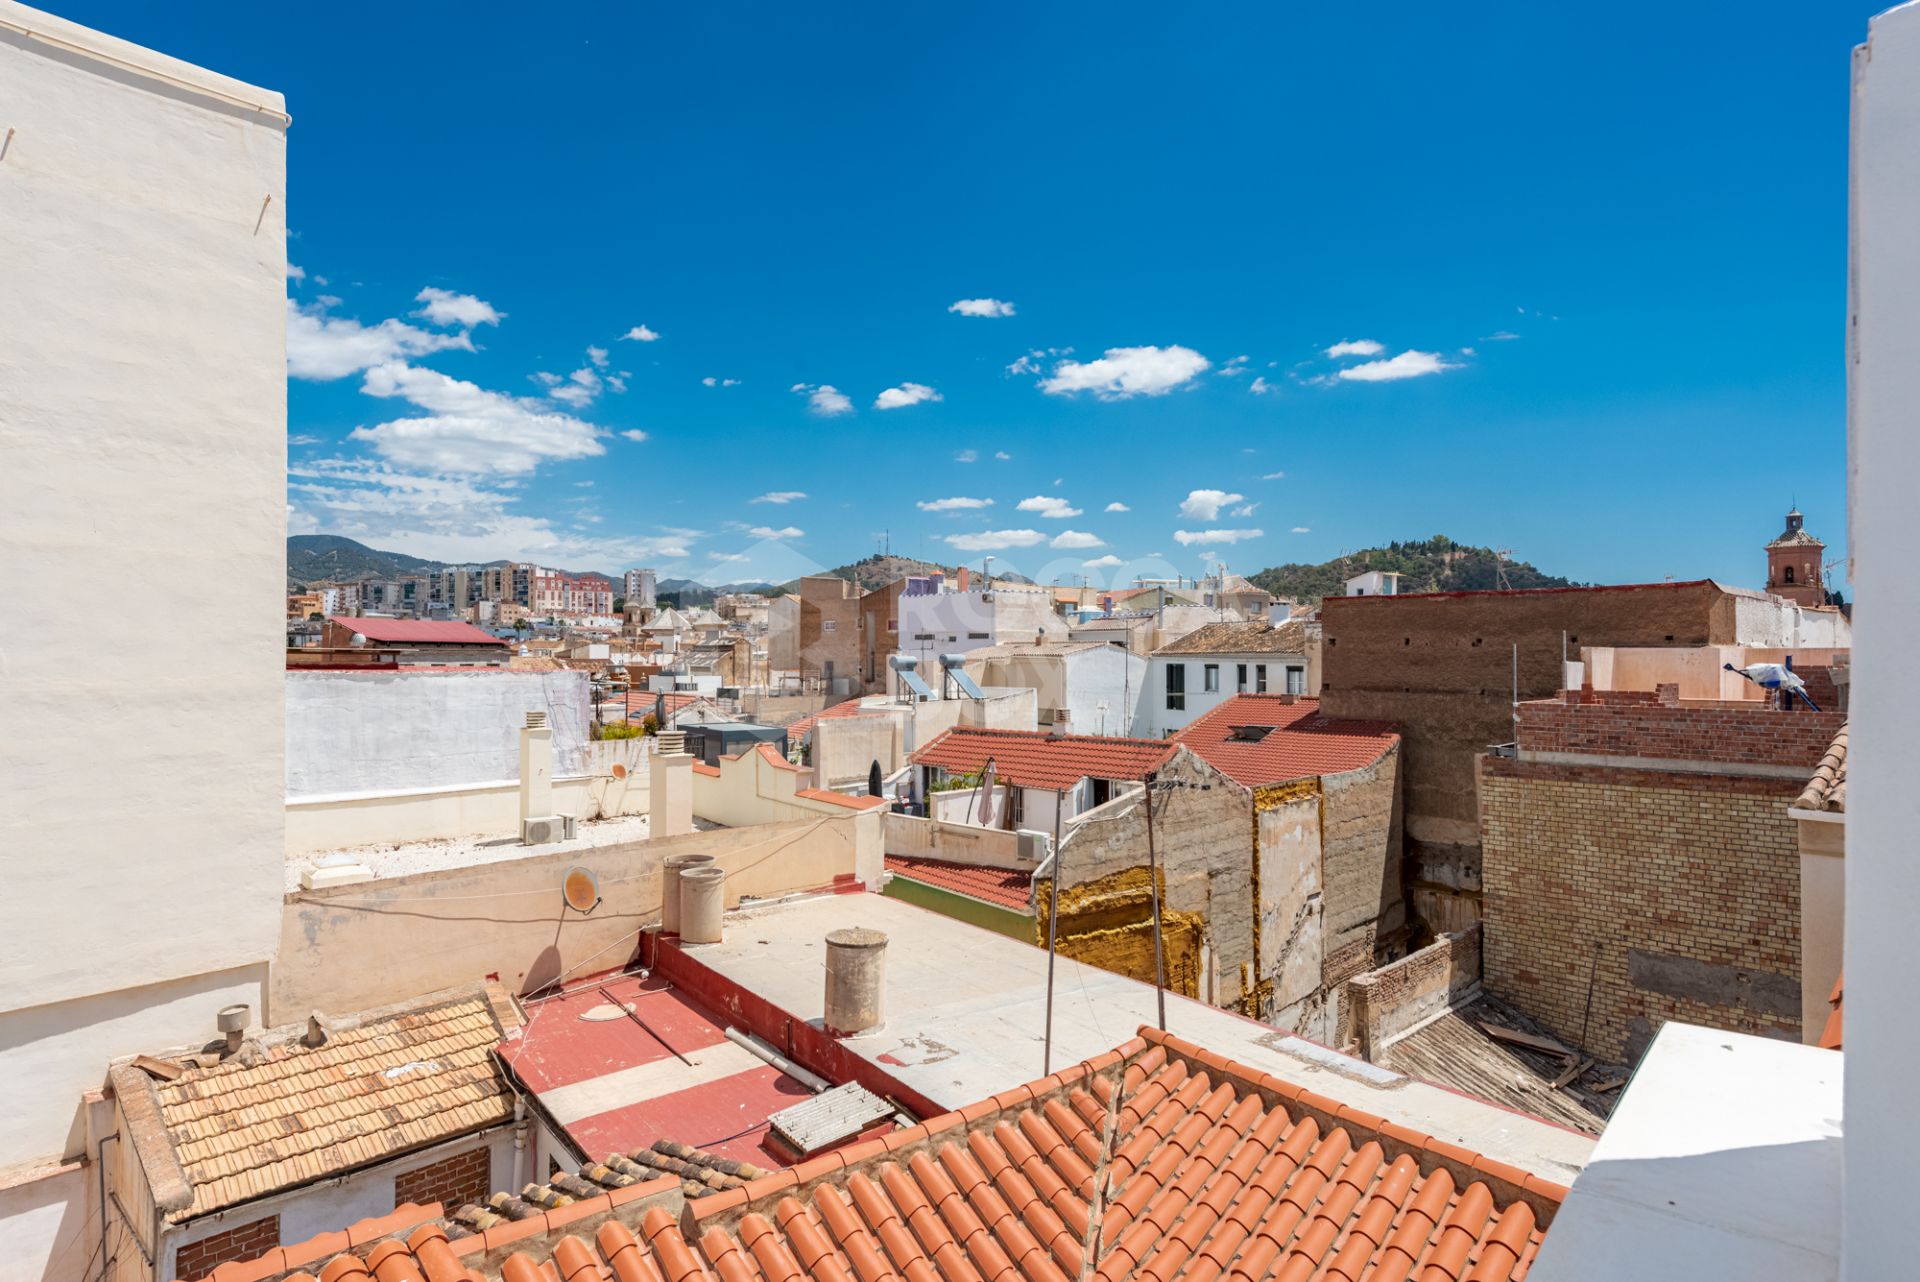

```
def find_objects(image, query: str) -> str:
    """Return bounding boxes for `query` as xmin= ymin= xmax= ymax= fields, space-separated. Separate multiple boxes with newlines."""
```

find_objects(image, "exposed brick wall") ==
xmin=1516 ymin=689 xmax=1844 ymax=770
xmin=1318 ymin=582 xmax=1742 ymax=935
xmin=1319 ymin=745 xmax=1404 ymax=975
xmin=393 ymin=1144 xmax=494 ymax=1212
xmin=1336 ymin=926 xmax=1482 ymax=1059
xmin=174 ymin=1214 xmax=280 ymax=1281
xmin=1479 ymin=755 xmax=1802 ymax=1063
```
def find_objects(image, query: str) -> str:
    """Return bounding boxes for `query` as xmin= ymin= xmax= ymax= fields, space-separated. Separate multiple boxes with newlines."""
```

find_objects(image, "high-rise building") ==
xmin=624 ymin=567 xmax=658 ymax=608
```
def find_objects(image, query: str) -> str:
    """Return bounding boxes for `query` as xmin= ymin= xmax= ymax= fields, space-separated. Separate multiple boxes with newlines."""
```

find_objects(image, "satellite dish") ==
xmin=610 ymin=761 xmax=629 ymax=781
xmin=562 ymin=866 xmax=601 ymax=914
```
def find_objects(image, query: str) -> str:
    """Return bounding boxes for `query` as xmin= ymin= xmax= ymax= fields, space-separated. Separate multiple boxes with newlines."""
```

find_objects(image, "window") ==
xmin=822 ymin=619 xmax=837 ymax=632
xmin=1236 ymin=663 xmax=1248 ymax=692
xmin=1166 ymin=663 xmax=1186 ymax=711
xmin=886 ymin=620 xmax=898 ymax=631
xmin=1783 ymin=566 xmax=1796 ymax=584
xmin=1203 ymin=664 xmax=1220 ymax=693
xmin=1255 ymin=664 xmax=1268 ymax=694
xmin=967 ymin=632 xmax=990 ymax=640
xmin=1286 ymin=665 xmax=1306 ymax=695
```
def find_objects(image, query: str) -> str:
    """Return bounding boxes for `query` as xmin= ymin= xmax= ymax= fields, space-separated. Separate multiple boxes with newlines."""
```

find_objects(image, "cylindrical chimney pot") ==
xmin=659 ymin=853 xmax=714 ymax=935
xmin=679 ymin=867 xmax=726 ymax=945
xmin=824 ymin=928 xmax=888 ymax=1036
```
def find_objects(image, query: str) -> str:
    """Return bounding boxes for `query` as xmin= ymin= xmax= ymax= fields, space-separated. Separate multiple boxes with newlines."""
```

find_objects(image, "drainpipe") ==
xmin=513 ymin=1094 xmax=531 ymax=1191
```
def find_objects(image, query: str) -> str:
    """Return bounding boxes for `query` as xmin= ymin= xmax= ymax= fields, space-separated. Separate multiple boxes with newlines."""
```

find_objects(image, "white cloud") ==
xmin=288 ymin=457 xmax=691 ymax=566
xmin=1230 ymin=502 xmax=1259 ymax=517
xmin=348 ymin=361 xmax=604 ymax=475
xmin=586 ymin=346 xmax=609 ymax=368
xmin=414 ymin=287 xmax=503 ymax=328
xmin=955 ymin=448 xmax=979 ymax=463
xmin=944 ymin=529 xmax=1046 ymax=552
xmin=874 ymin=382 xmax=942 ymax=410
xmin=574 ymin=480 xmax=595 ymax=488
xmin=995 ymin=451 xmax=1011 ymax=461
xmin=288 ymin=264 xmax=306 ymax=282
xmin=549 ymin=367 xmax=603 ymax=407
xmin=1291 ymin=526 xmax=1311 ymax=534
xmin=1337 ymin=350 xmax=1460 ymax=382
xmin=702 ymin=376 xmax=741 ymax=387
xmin=622 ymin=325 xmax=661 ymax=342
xmin=709 ymin=551 xmax=749 ymax=563
xmin=1082 ymin=554 xmax=1124 ymax=569
xmin=1325 ymin=339 xmax=1384 ymax=359
xmin=620 ymin=429 xmax=649 ymax=442
xmin=1038 ymin=345 xmax=1210 ymax=399
xmin=1104 ymin=502 xmax=1130 ymax=513
xmin=1248 ymin=376 xmax=1274 ymax=395
xmin=1261 ymin=470 xmax=1286 ymax=480
xmin=791 ymin=383 xmax=853 ymax=416
xmin=750 ymin=491 xmax=807 ymax=505
xmin=949 ymin=298 xmax=1017 ymax=318
xmin=1173 ymin=528 xmax=1264 ymax=546
xmin=1017 ymin=495 xmax=1081 ymax=519
xmin=286 ymin=299 xmax=474 ymax=380
xmin=288 ymin=433 xmax=323 ymax=446
xmin=1216 ymin=355 xmax=1250 ymax=377
xmin=749 ymin=526 xmax=804 ymax=540
xmin=1484 ymin=330 xmax=1520 ymax=341
xmin=917 ymin=496 xmax=993 ymax=512
xmin=1049 ymin=530 xmax=1104 ymax=549
xmin=1178 ymin=489 xmax=1245 ymax=521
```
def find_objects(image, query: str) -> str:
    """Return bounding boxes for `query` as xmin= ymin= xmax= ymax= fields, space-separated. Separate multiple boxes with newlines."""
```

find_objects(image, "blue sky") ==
xmin=71 ymin=1 xmax=1874 ymax=590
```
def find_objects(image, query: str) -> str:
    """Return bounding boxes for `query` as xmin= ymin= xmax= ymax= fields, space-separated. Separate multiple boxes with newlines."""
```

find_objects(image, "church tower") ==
xmin=1765 ymin=507 xmax=1827 ymax=606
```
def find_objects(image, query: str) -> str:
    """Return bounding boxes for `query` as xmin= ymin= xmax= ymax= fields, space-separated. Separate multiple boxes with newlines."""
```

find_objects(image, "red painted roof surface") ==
xmin=1173 ymin=696 xmax=1399 ymax=789
xmin=327 ymin=615 xmax=508 ymax=646
xmin=250 ymin=1025 xmax=1563 ymax=1282
xmin=910 ymin=726 xmax=1177 ymax=791
xmin=498 ymin=972 xmax=810 ymax=1170
xmin=787 ymin=696 xmax=873 ymax=740
xmin=1820 ymin=973 xmax=1843 ymax=1051
xmin=885 ymin=855 xmax=1033 ymax=910
xmin=799 ymin=788 xmax=888 ymax=811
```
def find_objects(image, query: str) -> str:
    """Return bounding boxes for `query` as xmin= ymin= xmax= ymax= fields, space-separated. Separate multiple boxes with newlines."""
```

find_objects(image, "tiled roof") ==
xmin=798 ymin=788 xmax=889 ymax=811
xmin=1173 ymin=696 xmax=1398 ymax=789
xmin=327 ymin=616 xmax=508 ymax=646
xmin=885 ymin=855 xmax=1033 ymax=910
xmin=911 ymin=726 xmax=1178 ymax=791
xmin=233 ymin=1026 xmax=1562 ymax=1282
xmin=144 ymin=988 xmax=518 ymax=1222
xmin=1794 ymin=723 xmax=1848 ymax=812
xmin=1820 ymin=974 xmax=1843 ymax=1051
xmin=1153 ymin=619 xmax=1312 ymax=656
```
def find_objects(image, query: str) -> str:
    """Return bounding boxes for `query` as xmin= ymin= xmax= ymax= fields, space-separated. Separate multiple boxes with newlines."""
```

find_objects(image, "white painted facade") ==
xmin=1344 ymin=571 xmax=1401 ymax=596
xmin=961 ymin=644 xmax=1147 ymax=738
xmin=0 ymin=9 xmax=289 ymax=1276
xmin=896 ymin=586 xmax=1069 ymax=672
xmin=1141 ymin=650 xmax=1309 ymax=738
xmin=1843 ymin=6 xmax=1920 ymax=1277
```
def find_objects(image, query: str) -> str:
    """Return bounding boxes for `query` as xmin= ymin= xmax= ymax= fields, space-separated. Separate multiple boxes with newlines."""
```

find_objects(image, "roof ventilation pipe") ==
xmin=824 ymin=928 xmax=888 ymax=1037
xmin=217 ymin=1004 xmax=250 ymax=1058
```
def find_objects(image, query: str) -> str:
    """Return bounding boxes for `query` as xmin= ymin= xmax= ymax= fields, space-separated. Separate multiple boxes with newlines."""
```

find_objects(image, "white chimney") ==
xmin=519 ymin=709 xmax=553 ymax=822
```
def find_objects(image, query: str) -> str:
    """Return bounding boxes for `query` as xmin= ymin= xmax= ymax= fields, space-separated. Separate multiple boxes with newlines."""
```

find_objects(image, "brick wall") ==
xmin=393 ymin=1144 xmax=494 ymax=1211
xmin=1319 ymin=746 xmax=1404 ymax=979
xmin=1480 ymin=755 xmax=1802 ymax=1062
xmin=1517 ymin=688 xmax=1844 ymax=770
xmin=175 ymin=1214 xmax=280 ymax=1281
xmin=1336 ymin=926 xmax=1482 ymax=1060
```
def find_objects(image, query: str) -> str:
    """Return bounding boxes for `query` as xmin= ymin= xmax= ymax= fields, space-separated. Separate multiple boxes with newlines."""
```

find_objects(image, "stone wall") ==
xmin=1480 ymin=756 xmax=1803 ymax=1062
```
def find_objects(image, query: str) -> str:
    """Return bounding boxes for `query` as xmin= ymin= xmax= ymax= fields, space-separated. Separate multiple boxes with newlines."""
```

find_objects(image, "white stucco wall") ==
xmin=286 ymin=670 xmax=593 ymax=798
xmin=1844 ymin=7 xmax=1920 ymax=1278
xmin=1728 ymin=592 xmax=1852 ymax=648
xmin=0 ymin=0 xmax=288 ymax=1180
xmin=1142 ymin=651 xmax=1307 ymax=737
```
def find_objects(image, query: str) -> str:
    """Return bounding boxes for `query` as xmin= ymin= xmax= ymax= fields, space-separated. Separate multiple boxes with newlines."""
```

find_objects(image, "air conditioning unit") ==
xmin=521 ymin=814 xmax=578 ymax=845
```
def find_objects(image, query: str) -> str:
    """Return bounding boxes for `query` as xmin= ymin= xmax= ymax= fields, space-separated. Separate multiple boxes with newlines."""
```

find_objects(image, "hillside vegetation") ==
xmin=1250 ymin=536 xmax=1576 ymax=605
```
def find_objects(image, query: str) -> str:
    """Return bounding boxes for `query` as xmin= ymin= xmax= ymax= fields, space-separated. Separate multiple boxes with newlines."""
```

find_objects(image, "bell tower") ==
xmin=1765 ymin=507 xmax=1827 ymax=607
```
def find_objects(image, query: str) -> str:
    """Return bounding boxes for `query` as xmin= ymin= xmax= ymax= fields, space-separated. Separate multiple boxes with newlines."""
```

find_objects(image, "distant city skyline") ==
xmin=65 ymin=1 xmax=1869 ymax=592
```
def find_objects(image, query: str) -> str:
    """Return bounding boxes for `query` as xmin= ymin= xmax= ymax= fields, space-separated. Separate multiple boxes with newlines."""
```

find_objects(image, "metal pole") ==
xmin=1044 ymin=787 xmax=1064 ymax=1074
xmin=1512 ymin=641 xmax=1520 ymax=741
xmin=1143 ymin=771 xmax=1167 ymax=1030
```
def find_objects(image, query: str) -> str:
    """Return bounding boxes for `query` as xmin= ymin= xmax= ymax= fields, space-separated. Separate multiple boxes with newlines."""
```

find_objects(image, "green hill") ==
xmin=1250 ymin=536 xmax=1577 ymax=605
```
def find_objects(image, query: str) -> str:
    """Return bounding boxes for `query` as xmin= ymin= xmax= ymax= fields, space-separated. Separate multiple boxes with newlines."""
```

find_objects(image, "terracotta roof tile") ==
xmin=211 ymin=1027 xmax=1561 ymax=1282
xmin=1152 ymin=619 xmax=1312 ymax=657
xmin=153 ymin=994 xmax=515 ymax=1222
xmin=1171 ymin=695 xmax=1398 ymax=789
xmin=1795 ymin=723 xmax=1848 ymax=812
xmin=327 ymin=617 xmax=507 ymax=647
xmin=787 ymin=698 xmax=873 ymax=740
xmin=910 ymin=727 xmax=1177 ymax=792
xmin=884 ymin=856 xmax=1033 ymax=910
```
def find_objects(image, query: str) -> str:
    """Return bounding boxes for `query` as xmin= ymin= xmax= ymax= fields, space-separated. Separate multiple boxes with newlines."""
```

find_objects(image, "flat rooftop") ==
xmin=671 ymin=891 xmax=1597 ymax=1184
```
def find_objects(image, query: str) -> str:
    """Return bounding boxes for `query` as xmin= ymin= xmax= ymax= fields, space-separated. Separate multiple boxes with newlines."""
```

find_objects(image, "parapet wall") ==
xmin=1516 ymin=687 xmax=1845 ymax=775
xmin=1336 ymin=926 xmax=1482 ymax=1061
